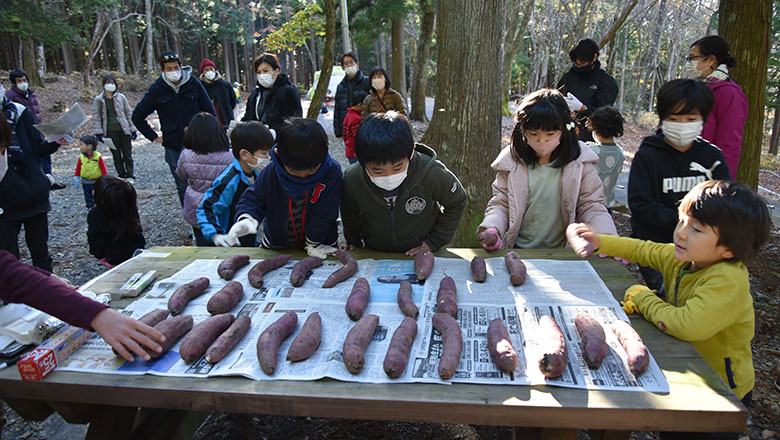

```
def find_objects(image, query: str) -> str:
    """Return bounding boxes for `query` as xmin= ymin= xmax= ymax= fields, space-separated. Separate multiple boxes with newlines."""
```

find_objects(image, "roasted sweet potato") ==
xmin=471 ymin=256 xmax=487 ymax=283
xmin=148 ymin=314 xmax=194 ymax=360
xmin=205 ymin=315 xmax=251 ymax=364
xmin=432 ymin=312 xmax=462 ymax=380
xmin=322 ymin=250 xmax=358 ymax=288
xmin=504 ymin=252 xmax=527 ymax=286
xmin=383 ymin=317 xmax=418 ymax=378
xmin=487 ymin=318 xmax=518 ymax=374
xmin=574 ymin=312 xmax=608 ymax=369
xmin=256 ymin=311 xmax=298 ymax=375
xmin=612 ymin=320 xmax=650 ymax=376
xmin=396 ymin=281 xmax=418 ymax=319
xmin=436 ymin=276 xmax=458 ymax=317
xmin=179 ymin=313 xmax=235 ymax=364
xmin=168 ymin=277 xmax=210 ymax=315
xmin=565 ymin=223 xmax=595 ymax=258
xmin=342 ymin=314 xmax=380 ymax=374
xmin=286 ymin=312 xmax=322 ymax=362
xmin=290 ymin=256 xmax=324 ymax=287
xmin=206 ymin=281 xmax=244 ymax=315
xmin=414 ymin=250 xmax=434 ymax=281
xmin=536 ymin=315 xmax=568 ymax=378
xmin=218 ymin=254 xmax=250 ymax=280
xmin=248 ymin=254 xmax=293 ymax=288
xmin=477 ymin=230 xmax=498 ymax=247
xmin=137 ymin=309 xmax=169 ymax=327
xmin=345 ymin=277 xmax=370 ymax=321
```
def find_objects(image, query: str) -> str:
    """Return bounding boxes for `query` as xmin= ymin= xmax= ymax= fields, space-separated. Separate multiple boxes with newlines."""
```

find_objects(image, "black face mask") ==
xmin=572 ymin=63 xmax=594 ymax=74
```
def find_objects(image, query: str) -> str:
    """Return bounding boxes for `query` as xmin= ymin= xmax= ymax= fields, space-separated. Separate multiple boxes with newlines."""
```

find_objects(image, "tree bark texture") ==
xmin=306 ymin=0 xmax=336 ymax=119
xmin=391 ymin=14 xmax=407 ymax=100
xmin=409 ymin=0 xmax=435 ymax=122
xmin=111 ymin=7 xmax=126 ymax=73
xmin=422 ymin=0 xmax=505 ymax=247
xmin=501 ymin=0 xmax=534 ymax=117
xmin=145 ymin=0 xmax=155 ymax=73
xmin=22 ymin=39 xmax=43 ymax=87
xmin=769 ymin=106 xmax=780 ymax=156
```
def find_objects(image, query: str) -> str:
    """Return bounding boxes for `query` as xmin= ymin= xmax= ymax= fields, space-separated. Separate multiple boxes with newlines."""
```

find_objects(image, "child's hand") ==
xmin=477 ymin=228 xmax=502 ymax=251
xmin=213 ymin=234 xmax=238 ymax=247
xmin=565 ymin=223 xmax=598 ymax=258
xmin=405 ymin=241 xmax=431 ymax=256
xmin=227 ymin=215 xmax=258 ymax=240
xmin=90 ymin=308 xmax=165 ymax=362
xmin=73 ymin=176 xmax=80 ymax=186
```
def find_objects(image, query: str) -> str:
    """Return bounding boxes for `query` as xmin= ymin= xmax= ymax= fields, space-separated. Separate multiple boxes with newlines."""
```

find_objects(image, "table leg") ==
xmin=1 ymin=397 xmax=53 ymax=421
xmin=84 ymin=405 xmax=137 ymax=440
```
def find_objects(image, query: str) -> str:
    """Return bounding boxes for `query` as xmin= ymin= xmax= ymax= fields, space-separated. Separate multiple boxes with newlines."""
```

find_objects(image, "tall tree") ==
xmin=409 ymin=0 xmax=435 ymax=122
xmin=500 ymin=0 xmax=534 ymax=117
xmin=306 ymin=0 xmax=336 ymax=119
xmin=144 ymin=0 xmax=155 ymax=74
xmin=391 ymin=13 xmax=407 ymax=100
xmin=110 ymin=6 xmax=126 ymax=73
xmin=422 ymin=0 xmax=505 ymax=247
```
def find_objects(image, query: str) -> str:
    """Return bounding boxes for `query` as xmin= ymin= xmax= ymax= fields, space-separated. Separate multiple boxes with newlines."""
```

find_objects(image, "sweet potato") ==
xmin=436 ymin=276 xmax=458 ymax=317
xmin=286 ymin=312 xmax=322 ymax=362
xmin=205 ymin=315 xmax=251 ymax=364
xmin=612 ymin=320 xmax=650 ymax=376
xmin=342 ymin=314 xmax=380 ymax=374
xmin=137 ymin=309 xmax=169 ymax=327
xmin=148 ymin=314 xmax=194 ymax=360
xmin=574 ymin=312 xmax=608 ymax=369
xmin=247 ymin=254 xmax=293 ymax=288
xmin=207 ymin=281 xmax=244 ymax=315
xmin=471 ymin=256 xmax=487 ymax=283
xmin=487 ymin=318 xmax=518 ymax=374
xmin=414 ymin=250 xmax=434 ymax=281
xmin=432 ymin=312 xmax=462 ymax=380
xmin=322 ymin=249 xmax=358 ymax=288
xmin=504 ymin=251 xmax=527 ymax=286
xmin=383 ymin=317 xmax=418 ymax=378
xmin=217 ymin=254 xmax=250 ymax=280
xmin=290 ymin=256 xmax=324 ymax=287
xmin=256 ymin=311 xmax=298 ymax=375
xmin=345 ymin=277 xmax=370 ymax=321
xmin=536 ymin=315 xmax=568 ymax=378
xmin=168 ymin=277 xmax=210 ymax=315
xmin=566 ymin=224 xmax=595 ymax=258
xmin=396 ymin=281 xmax=418 ymax=319
xmin=179 ymin=313 xmax=235 ymax=364
xmin=477 ymin=230 xmax=498 ymax=247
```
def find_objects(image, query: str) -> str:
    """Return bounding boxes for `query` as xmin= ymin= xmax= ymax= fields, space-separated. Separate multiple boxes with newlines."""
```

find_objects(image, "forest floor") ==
xmin=0 ymin=71 xmax=778 ymax=439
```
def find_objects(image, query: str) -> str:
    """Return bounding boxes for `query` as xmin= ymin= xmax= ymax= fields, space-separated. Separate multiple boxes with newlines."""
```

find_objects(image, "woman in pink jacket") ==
xmin=477 ymin=89 xmax=616 ymax=250
xmin=685 ymin=36 xmax=747 ymax=180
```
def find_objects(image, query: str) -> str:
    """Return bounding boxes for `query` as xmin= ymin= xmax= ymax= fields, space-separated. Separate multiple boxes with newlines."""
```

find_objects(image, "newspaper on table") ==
xmin=59 ymin=257 xmax=669 ymax=393
xmin=33 ymin=102 xmax=89 ymax=142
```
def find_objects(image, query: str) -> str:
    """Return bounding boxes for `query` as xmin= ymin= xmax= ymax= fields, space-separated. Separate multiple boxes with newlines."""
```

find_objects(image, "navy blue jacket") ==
xmin=333 ymin=71 xmax=369 ymax=138
xmin=202 ymin=78 xmax=236 ymax=127
xmin=242 ymin=74 xmax=302 ymax=132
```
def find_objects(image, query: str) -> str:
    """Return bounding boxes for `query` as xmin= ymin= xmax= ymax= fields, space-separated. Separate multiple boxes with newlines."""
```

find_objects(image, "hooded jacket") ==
xmin=556 ymin=60 xmax=618 ymax=123
xmin=131 ymin=66 xmax=215 ymax=151
xmin=334 ymin=71 xmax=370 ymax=137
xmin=242 ymin=74 xmax=302 ymax=132
xmin=92 ymin=91 xmax=137 ymax=136
xmin=701 ymin=78 xmax=748 ymax=180
xmin=479 ymin=142 xmax=617 ymax=248
xmin=341 ymin=143 xmax=467 ymax=252
xmin=628 ymin=134 xmax=730 ymax=244
xmin=175 ymin=149 xmax=234 ymax=226
xmin=201 ymin=74 xmax=237 ymax=127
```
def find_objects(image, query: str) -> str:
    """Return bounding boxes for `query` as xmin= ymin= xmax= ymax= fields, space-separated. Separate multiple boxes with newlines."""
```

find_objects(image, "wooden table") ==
xmin=0 ymin=247 xmax=747 ymax=440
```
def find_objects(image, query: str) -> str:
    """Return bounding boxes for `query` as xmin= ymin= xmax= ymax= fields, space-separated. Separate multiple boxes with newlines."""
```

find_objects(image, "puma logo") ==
xmin=689 ymin=160 xmax=721 ymax=180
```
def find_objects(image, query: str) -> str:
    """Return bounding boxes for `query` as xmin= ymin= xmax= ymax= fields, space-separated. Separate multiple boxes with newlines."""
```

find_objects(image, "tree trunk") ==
xmin=421 ymin=0 xmax=505 ymax=247
xmin=61 ymin=43 xmax=74 ymax=74
xmin=223 ymin=37 xmax=232 ymax=80
xmin=145 ymin=0 xmax=155 ymax=74
xmin=391 ymin=14 xmax=407 ymax=100
xmin=639 ymin=0 xmax=666 ymax=113
xmin=769 ymin=106 xmax=780 ymax=156
xmin=307 ymin=0 xmax=336 ymax=119
xmin=618 ymin=28 xmax=628 ymax=111
xmin=22 ymin=39 xmax=43 ymax=87
xmin=111 ymin=7 xmax=126 ymax=73
xmin=379 ymin=33 xmax=388 ymax=69
xmin=232 ymin=42 xmax=240 ymax=84
xmin=563 ymin=0 xmax=596 ymax=54
xmin=720 ymin=0 xmax=771 ymax=187
xmin=598 ymin=0 xmax=638 ymax=49
xmin=501 ymin=0 xmax=534 ymax=117
xmin=126 ymin=20 xmax=140 ymax=74
xmin=409 ymin=0 xmax=435 ymax=122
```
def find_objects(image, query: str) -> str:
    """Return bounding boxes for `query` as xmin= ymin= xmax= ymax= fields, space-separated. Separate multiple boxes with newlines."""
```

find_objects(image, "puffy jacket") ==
xmin=201 ymin=76 xmax=237 ymax=127
xmin=333 ymin=71 xmax=369 ymax=137
xmin=92 ymin=92 xmax=137 ymax=136
xmin=176 ymin=149 xmax=234 ymax=226
xmin=701 ymin=79 xmax=748 ymax=180
xmin=361 ymin=88 xmax=407 ymax=119
xmin=6 ymin=86 xmax=40 ymax=123
xmin=242 ymin=74 xmax=302 ymax=132
xmin=479 ymin=142 xmax=617 ymax=248
xmin=556 ymin=60 xmax=618 ymax=135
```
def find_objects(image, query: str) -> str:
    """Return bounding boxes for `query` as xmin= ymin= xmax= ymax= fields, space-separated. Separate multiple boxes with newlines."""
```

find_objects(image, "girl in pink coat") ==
xmin=478 ymin=89 xmax=616 ymax=250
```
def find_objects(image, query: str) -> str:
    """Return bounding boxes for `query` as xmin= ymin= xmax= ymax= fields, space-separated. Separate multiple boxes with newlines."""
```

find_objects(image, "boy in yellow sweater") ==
xmin=74 ymin=135 xmax=108 ymax=209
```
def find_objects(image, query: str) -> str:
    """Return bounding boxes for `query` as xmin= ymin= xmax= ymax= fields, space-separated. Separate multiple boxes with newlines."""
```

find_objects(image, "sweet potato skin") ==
xmin=149 ymin=315 xmax=194 ymax=359
xmin=504 ymin=252 xmax=527 ymax=286
xmin=342 ymin=314 xmax=380 ymax=374
xmin=574 ymin=312 xmax=608 ymax=369
xmin=396 ymin=281 xmax=418 ymax=318
xmin=383 ymin=317 xmax=418 ymax=378
xmin=345 ymin=277 xmax=370 ymax=321
xmin=179 ymin=313 xmax=235 ymax=364
xmin=432 ymin=312 xmax=462 ymax=380
xmin=322 ymin=250 xmax=358 ymax=288
xmin=436 ymin=276 xmax=458 ymax=317
xmin=612 ymin=320 xmax=650 ymax=376
xmin=414 ymin=250 xmax=434 ymax=281
xmin=487 ymin=318 xmax=518 ymax=373
xmin=248 ymin=254 xmax=293 ymax=288
xmin=168 ymin=277 xmax=210 ymax=315
xmin=537 ymin=315 xmax=568 ymax=378
xmin=207 ymin=281 xmax=244 ymax=315
xmin=471 ymin=257 xmax=487 ymax=283
xmin=138 ymin=309 xmax=169 ymax=327
xmin=290 ymin=257 xmax=324 ymax=287
xmin=256 ymin=311 xmax=298 ymax=375
xmin=286 ymin=312 xmax=322 ymax=362
xmin=477 ymin=230 xmax=498 ymax=247
xmin=218 ymin=255 xmax=250 ymax=280
xmin=205 ymin=315 xmax=251 ymax=364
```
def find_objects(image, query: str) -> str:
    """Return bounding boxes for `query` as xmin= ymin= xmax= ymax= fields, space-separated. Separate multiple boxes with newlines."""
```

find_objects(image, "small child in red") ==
xmin=342 ymin=90 xmax=368 ymax=164
xmin=74 ymin=135 xmax=108 ymax=209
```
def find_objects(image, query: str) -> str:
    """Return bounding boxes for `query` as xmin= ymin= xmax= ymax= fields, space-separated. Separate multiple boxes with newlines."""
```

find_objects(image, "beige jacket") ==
xmin=92 ymin=92 xmax=137 ymax=135
xmin=361 ymin=88 xmax=408 ymax=119
xmin=479 ymin=142 xmax=617 ymax=248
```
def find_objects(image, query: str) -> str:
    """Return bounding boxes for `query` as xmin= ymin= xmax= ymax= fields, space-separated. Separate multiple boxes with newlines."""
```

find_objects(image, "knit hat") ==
xmin=200 ymin=59 xmax=216 ymax=72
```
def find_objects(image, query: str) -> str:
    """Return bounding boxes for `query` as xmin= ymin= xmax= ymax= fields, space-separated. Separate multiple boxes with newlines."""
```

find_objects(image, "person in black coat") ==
xmin=199 ymin=58 xmax=236 ymax=128
xmin=242 ymin=53 xmax=302 ymax=132
xmin=333 ymin=52 xmax=370 ymax=138
xmin=557 ymin=38 xmax=618 ymax=141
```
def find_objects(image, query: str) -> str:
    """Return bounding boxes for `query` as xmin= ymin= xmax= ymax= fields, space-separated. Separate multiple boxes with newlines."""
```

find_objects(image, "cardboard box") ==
xmin=17 ymin=325 xmax=92 ymax=381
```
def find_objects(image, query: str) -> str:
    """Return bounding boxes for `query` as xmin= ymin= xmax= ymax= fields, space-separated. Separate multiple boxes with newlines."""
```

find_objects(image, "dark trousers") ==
xmin=82 ymin=181 xmax=95 ymax=208
xmin=107 ymin=130 xmax=134 ymax=178
xmin=164 ymin=147 xmax=186 ymax=206
xmin=0 ymin=212 xmax=52 ymax=271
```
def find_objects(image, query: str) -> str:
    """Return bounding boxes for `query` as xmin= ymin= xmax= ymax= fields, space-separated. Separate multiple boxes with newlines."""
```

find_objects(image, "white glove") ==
xmin=564 ymin=92 xmax=584 ymax=112
xmin=213 ymin=234 xmax=238 ymax=247
xmin=227 ymin=215 xmax=259 ymax=243
xmin=269 ymin=128 xmax=277 ymax=140
xmin=305 ymin=243 xmax=338 ymax=259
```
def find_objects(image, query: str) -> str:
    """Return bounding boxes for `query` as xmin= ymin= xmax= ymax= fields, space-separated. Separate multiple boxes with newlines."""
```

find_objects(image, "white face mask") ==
xmin=661 ymin=120 xmax=703 ymax=146
xmin=344 ymin=65 xmax=358 ymax=77
xmin=16 ymin=82 xmax=28 ymax=92
xmin=684 ymin=60 xmax=705 ymax=79
xmin=371 ymin=77 xmax=385 ymax=91
xmin=103 ymin=83 xmax=116 ymax=93
xmin=248 ymin=155 xmax=270 ymax=173
xmin=368 ymin=168 xmax=408 ymax=191
xmin=165 ymin=70 xmax=182 ymax=82
xmin=204 ymin=71 xmax=216 ymax=81
xmin=0 ymin=149 xmax=7 ymax=182
xmin=258 ymin=73 xmax=275 ymax=88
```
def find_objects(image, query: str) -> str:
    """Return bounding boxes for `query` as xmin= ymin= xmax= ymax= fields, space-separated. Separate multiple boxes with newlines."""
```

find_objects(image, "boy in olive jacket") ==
xmin=341 ymin=111 xmax=467 ymax=255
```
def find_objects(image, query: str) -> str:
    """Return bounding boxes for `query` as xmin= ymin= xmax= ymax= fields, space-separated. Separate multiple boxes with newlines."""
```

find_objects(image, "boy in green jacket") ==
xmin=341 ymin=111 xmax=467 ymax=255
